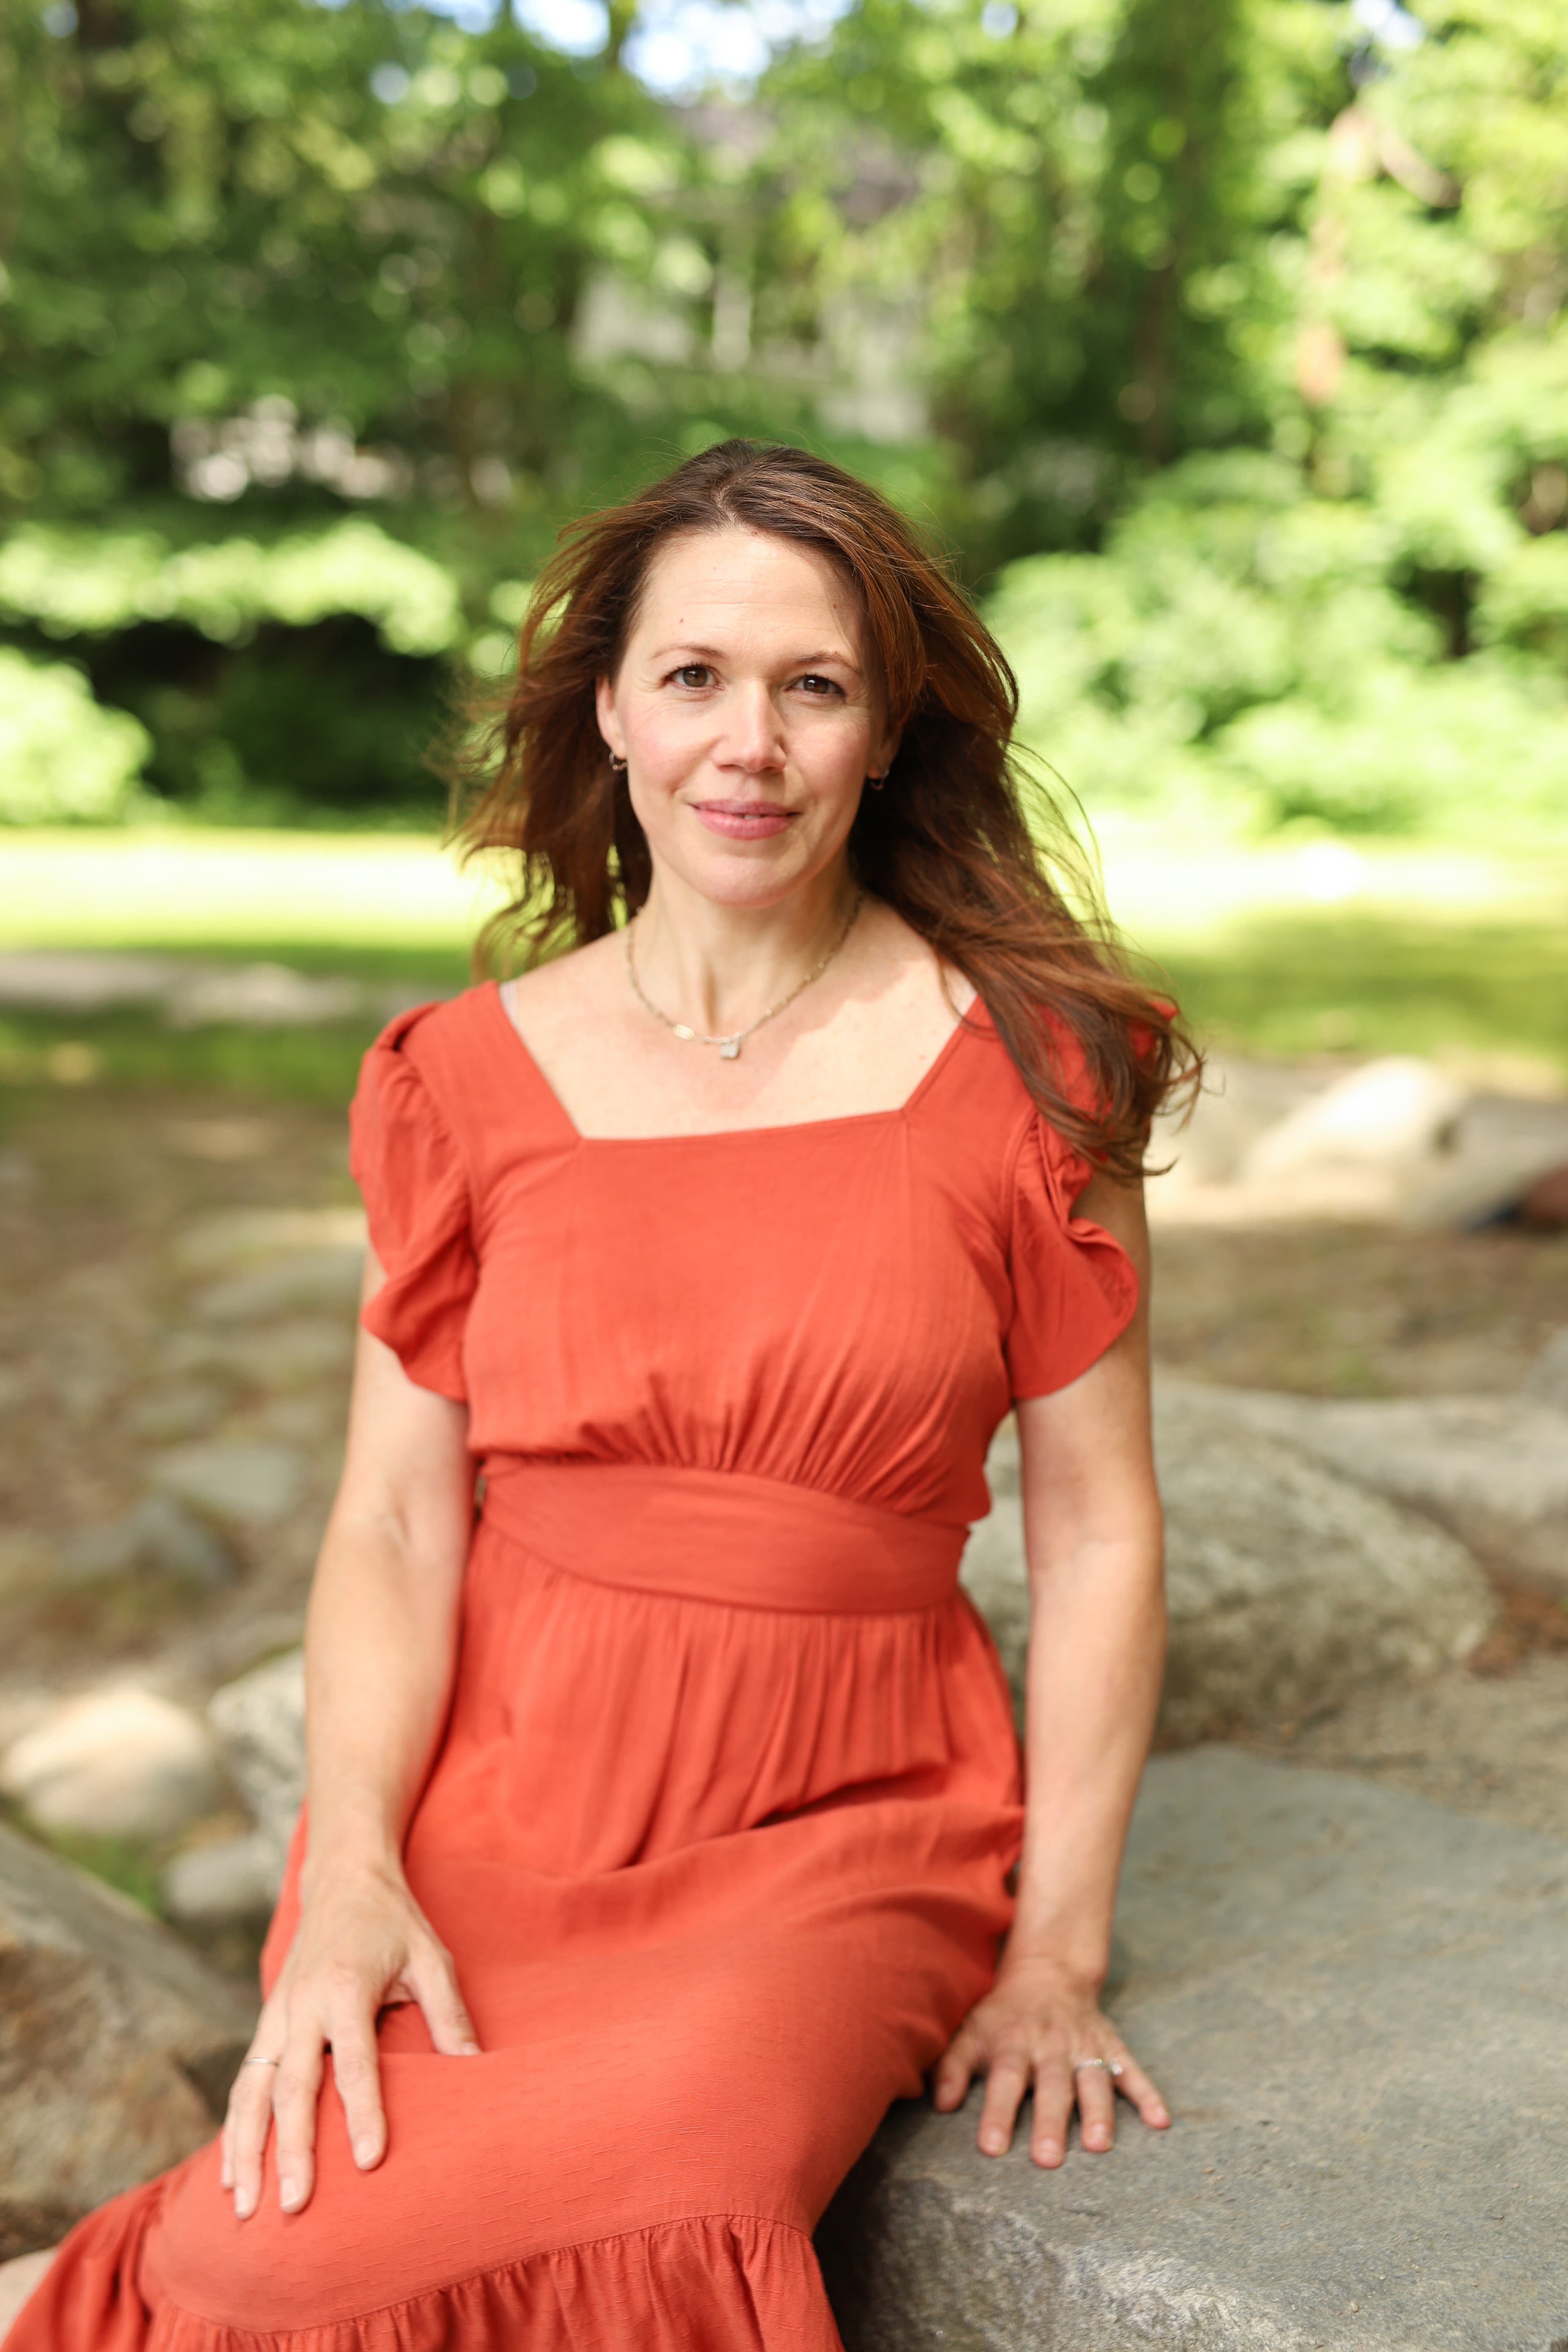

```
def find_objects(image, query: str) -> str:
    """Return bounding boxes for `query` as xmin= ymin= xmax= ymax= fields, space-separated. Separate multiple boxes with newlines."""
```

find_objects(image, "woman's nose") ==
xmin=717 ymin=683 xmax=785 ymax=772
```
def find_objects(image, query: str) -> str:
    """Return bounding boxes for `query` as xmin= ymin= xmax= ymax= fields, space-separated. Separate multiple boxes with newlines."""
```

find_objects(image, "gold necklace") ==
xmin=625 ymin=892 xmax=864 ymax=1061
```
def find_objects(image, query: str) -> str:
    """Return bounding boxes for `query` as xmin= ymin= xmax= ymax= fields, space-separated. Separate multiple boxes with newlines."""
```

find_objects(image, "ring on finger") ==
xmin=240 ymin=2056 xmax=283 ymax=2069
xmin=1072 ymin=2057 xmax=1123 ymax=2078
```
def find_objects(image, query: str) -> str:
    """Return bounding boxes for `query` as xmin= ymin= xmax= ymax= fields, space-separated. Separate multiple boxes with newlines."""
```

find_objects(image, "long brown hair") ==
xmin=451 ymin=439 xmax=1196 ymax=1178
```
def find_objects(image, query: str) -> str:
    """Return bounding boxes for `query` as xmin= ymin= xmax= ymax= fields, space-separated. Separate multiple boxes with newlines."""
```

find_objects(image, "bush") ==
xmin=988 ymin=449 xmax=1568 ymax=842
xmin=0 ymin=650 xmax=151 ymax=824
xmin=0 ymin=520 xmax=472 ymax=825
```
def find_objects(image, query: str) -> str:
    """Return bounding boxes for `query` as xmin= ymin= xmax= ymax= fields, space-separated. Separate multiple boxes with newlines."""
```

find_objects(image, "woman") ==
xmin=4 ymin=440 xmax=1184 ymax=2350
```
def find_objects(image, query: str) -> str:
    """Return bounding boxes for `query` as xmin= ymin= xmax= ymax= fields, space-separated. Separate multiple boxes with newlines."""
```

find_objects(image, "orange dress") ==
xmin=15 ymin=983 xmax=1135 ymax=2352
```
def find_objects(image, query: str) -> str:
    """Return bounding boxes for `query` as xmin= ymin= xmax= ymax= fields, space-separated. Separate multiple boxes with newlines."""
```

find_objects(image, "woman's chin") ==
xmin=654 ymin=837 xmax=840 ymax=912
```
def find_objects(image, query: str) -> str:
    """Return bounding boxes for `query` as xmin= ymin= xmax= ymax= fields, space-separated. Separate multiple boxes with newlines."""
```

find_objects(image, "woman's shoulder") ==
xmin=357 ymin=982 xmax=512 ymax=1137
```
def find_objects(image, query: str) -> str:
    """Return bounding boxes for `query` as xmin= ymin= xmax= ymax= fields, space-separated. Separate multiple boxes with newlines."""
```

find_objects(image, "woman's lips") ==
xmin=691 ymin=801 xmax=797 ymax=840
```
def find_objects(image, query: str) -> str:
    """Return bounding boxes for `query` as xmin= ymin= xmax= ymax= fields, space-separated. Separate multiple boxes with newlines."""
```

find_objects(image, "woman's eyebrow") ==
xmin=647 ymin=641 xmax=862 ymax=671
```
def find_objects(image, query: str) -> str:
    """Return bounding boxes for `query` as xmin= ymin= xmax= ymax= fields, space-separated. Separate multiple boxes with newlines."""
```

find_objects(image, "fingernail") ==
xmin=280 ymin=2177 xmax=301 ymax=2210
xmin=460 ymin=2041 xmax=481 ymax=2057
xmin=234 ymin=2188 xmax=253 ymax=2220
xmin=353 ymin=2137 xmax=378 ymax=2168
xmin=980 ymin=2129 xmax=1004 ymax=2155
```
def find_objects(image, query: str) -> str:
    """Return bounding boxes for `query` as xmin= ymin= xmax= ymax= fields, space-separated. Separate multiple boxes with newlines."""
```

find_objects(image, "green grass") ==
xmin=1156 ymin=909 xmax=1568 ymax=1076
xmin=1 ymin=824 xmax=1565 ymax=1095
xmin=0 ymin=826 xmax=507 ymax=951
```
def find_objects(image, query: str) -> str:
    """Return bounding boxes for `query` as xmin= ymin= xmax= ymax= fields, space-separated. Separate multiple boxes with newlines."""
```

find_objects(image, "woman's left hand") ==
xmin=931 ymin=1954 xmax=1170 ymax=2167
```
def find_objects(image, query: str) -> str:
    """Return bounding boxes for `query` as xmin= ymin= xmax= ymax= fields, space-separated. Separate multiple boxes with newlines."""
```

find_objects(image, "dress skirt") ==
xmin=13 ymin=1466 xmax=1022 ymax=2350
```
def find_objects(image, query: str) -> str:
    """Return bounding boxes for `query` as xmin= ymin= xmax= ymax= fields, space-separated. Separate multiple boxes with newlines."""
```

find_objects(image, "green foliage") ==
xmin=0 ymin=518 xmax=468 ymax=818
xmin=988 ymin=446 xmax=1568 ymax=836
xmin=0 ymin=518 xmax=462 ymax=651
xmin=0 ymin=0 xmax=1564 ymax=844
xmin=0 ymin=0 xmax=690 ymax=519
xmin=0 ymin=647 xmax=151 ymax=821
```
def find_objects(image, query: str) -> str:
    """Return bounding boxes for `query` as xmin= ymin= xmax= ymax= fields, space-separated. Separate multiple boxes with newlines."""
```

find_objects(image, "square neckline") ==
xmin=485 ymin=977 xmax=987 ymax=1145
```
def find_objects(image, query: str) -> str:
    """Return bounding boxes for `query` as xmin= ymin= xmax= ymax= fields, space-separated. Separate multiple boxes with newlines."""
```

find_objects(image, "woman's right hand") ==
xmin=222 ymin=1858 xmax=481 ymax=2220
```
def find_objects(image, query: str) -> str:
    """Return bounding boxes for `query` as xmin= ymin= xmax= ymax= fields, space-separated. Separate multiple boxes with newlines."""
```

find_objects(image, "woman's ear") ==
xmin=594 ymin=675 xmax=626 ymax=763
xmin=873 ymin=717 xmax=904 ymax=778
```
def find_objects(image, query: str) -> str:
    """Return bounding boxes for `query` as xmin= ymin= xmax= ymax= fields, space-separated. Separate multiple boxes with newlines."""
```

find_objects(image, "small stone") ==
xmin=208 ymin=1650 xmax=306 ymax=1861
xmin=192 ymin=1247 xmax=365 ymax=1326
xmin=163 ymin=1316 xmax=354 ymax=1392
xmin=1521 ymin=1161 xmax=1568 ymax=1231
xmin=173 ymin=1207 xmax=367 ymax=1277
xmin=0 ymin=1149 xmax=38 ymax=1196
xmin=1522 ymin=1328 xmax=1568 ymax=1414
xmin=59 ymin=1493 xmax=241 ymax=1589
xmin=149 ymin=1439 xmax=305 ymax=1526
xmin=0 ymin=1688 xmax=227 ymax=1842
xmin=163 ymin=1829 xmax=281 ymax=1926
xmin=125 ymin=1379 xmax=229 ymax=1443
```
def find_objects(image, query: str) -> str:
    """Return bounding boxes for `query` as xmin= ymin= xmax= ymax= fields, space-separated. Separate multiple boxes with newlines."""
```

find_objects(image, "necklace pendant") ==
xmin=672 ymin=1023 xmax=696 ymax=1042
xmin=718 ymin=1036 xmax=742 ymax=1061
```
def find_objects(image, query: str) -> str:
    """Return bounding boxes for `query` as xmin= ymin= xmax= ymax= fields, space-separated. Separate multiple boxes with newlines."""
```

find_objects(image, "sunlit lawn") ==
xmin=0 ymin=825 xmax=1564 ymax=1098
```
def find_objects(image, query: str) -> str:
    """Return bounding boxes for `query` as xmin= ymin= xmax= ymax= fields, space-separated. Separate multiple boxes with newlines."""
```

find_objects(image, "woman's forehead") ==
xmin=631 ymin=528 xmax=864 ymax=648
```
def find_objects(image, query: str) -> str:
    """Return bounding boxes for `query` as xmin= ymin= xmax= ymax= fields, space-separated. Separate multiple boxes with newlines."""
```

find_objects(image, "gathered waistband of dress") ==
xmin=479 ymin=1459 xmax=967 ymax=1615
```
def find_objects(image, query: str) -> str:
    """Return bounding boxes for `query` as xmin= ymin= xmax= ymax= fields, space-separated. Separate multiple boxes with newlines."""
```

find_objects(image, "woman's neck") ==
xmin=630 ymin=860 xmax=861 ymax=1038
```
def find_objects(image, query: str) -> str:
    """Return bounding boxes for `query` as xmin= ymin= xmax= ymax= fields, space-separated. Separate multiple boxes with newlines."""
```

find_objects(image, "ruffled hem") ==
xmin=349 ymin=1004 xmax=476 ymax=1404
xmin=1003 ymin=1105 xmax=1139 ymax=1400
xmin=15 ymin=2195 xmax=844 ymax=2352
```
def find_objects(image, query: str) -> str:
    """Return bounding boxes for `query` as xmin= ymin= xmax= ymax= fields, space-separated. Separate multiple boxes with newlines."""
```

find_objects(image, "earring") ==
xmin=865 ymin=772 xmax=885 ymax=791
xmin=608 ymin=753 xmax=628 ymax=773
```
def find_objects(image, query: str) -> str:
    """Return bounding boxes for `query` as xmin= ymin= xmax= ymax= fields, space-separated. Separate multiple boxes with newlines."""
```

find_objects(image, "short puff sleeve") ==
xmin=348 ymin=1015 xmax=476 ymax=1403
xmin=1003 ymin=1104 xmax=1139 ymax=1403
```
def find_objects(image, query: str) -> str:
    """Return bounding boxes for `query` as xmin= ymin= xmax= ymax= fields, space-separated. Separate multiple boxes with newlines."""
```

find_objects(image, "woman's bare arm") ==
xmin=224 ymin=1250 xmax=479 ymax=2222
xmin=933 ymin=1173 xmax=1171 ymax=2163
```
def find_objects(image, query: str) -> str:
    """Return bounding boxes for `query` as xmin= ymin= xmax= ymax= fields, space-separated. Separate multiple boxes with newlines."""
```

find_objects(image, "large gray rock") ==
xmin=818 ymin=1750 xmax=1568 ymax=2352
xmin=1183 ymin=1383 xmax=1568 ymax=1588
xmin=1402 ymin=1094 xmax=1568 ymax=1229
xmin=0 ymin=1688 xmax=227 ymax=1842
xmin=1236 ymin=1055 xmax=1467 ymax=1186
xmin=966 ymin=1400 xmax=1493 ymax=1739
xmin=0 ymin=1817 xmax=255 ymax=2258
xmin=208 ymin=1649 xmax=306 ymax=1863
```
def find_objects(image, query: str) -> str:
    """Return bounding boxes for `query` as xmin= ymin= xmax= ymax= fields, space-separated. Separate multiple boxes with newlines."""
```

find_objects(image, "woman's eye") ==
xmin=672 ymin=664 xmax=711 ymax=689
xmin=797 ymin=673 xmax=843 ymax=697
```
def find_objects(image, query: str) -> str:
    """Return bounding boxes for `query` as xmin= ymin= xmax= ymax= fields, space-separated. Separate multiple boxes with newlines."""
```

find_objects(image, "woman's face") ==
xmin=596 ymin=527 xmax=898 ymax=911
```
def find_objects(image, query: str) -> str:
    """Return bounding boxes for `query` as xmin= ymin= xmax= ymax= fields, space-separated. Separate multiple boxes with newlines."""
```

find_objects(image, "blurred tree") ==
xmin=0 ymin=0 xmax=702 ymax=535
xmin=0 ymin=0 xmax=1563 ymax=838
xmin=749 ymin=0 xmax=1328 ymax=566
